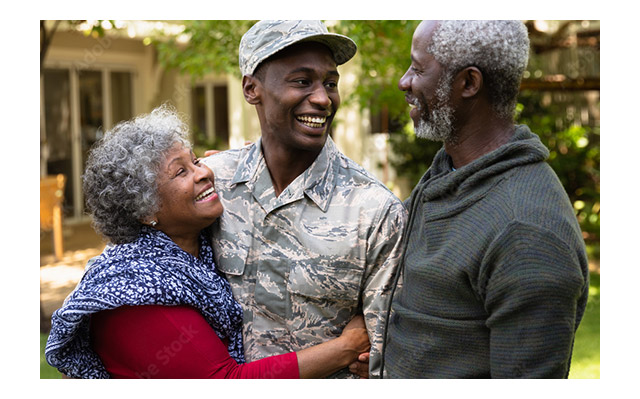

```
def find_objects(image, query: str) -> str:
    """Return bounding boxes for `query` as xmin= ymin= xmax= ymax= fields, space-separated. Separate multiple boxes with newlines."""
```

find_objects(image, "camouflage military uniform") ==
xmin=201 ymin=137 xmax=407 ymax=378
xmin=239 ymin=20 xmax=357 ymax=76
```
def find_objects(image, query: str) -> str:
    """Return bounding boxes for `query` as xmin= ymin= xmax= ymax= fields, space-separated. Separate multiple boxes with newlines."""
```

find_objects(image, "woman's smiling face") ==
xmin=153 ymin=143 xmax=223 ymax=237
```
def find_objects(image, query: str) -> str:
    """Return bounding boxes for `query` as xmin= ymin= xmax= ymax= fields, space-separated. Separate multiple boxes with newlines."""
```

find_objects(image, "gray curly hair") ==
xmin=83 ymin=104 xmax=191 ymax=244
xmin=428 ymin=20 xmax=530 ymax=119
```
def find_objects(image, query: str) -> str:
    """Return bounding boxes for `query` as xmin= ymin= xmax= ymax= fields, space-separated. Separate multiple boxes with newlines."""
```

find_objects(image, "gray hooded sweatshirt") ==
xmin=382 ymin=125 xmax=589 ymax=378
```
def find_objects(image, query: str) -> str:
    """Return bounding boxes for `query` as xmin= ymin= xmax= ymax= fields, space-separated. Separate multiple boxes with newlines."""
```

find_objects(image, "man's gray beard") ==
xmin=415 ymin=72 xmax=456 ymax=143
xmin=415 ymin=104 xmax=455 ymax=143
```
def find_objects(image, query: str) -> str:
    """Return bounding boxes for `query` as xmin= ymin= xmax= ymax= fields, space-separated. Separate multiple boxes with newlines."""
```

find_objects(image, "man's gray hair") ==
xmin=429 ymin=20 xmax=530 ymax=119
xmin=83 ymin=104 xmax=191 ymax=244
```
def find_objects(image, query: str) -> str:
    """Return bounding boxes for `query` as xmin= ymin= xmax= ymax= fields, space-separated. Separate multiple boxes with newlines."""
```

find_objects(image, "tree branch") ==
xmin=40 ymin=20 xmax=61 ymax=74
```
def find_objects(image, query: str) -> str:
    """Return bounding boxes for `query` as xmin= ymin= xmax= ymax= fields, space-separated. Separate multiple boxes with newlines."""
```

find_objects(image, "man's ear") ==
xmin=242 ymin=75 xmax=261 ymax=105
xmin=459 ymin=66 xmax=483 ymax=98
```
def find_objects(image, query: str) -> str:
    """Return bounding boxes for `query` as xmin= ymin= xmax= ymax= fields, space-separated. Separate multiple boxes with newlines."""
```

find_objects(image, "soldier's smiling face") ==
xmin=252 ymin=42 xmax=341 ymax=154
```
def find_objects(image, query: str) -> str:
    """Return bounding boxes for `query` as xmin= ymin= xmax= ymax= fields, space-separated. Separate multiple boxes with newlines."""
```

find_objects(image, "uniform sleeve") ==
xmin=361 ymin=197 xmax=408 ymax=378
xmin=90 ymin=305 xmax=299 ymax=379
xmin=481 ymin=222 xmax=587 ymax=378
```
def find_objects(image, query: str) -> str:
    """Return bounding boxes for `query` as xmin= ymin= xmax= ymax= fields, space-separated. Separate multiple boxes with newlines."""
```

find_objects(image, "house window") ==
xmin=41 ymin=67 xmax=133 ymax=219
xmin=78 ymin=70 xmax=104 ymax=173
xmin=213 ymin=85 xmax=229 ymax=145
xmin=111 ymin=71 xmax=133 ymax=126
xmin=191 ymin=83 xmax=229 ymax=149
xmin=42 ymin=69 xmax=73 ymax=216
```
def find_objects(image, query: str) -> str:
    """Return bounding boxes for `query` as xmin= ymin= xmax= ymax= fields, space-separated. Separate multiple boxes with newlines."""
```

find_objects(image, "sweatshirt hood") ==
xmin=414 ymin=125 xmax=549 ymax=212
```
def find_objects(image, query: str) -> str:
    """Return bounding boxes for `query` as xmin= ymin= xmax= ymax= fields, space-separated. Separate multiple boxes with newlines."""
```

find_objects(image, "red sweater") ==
xmin=90 ymin=305 xmax=299 ymax=379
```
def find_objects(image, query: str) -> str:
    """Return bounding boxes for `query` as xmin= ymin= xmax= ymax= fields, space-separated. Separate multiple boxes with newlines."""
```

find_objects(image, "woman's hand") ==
xmin=203 ymin=141 xmax=253 ymax=157
xmin=296 ymin=314 xmax=371 ymax=378
xmin=339 ymin=315 xmax=370 ymax=354
xmin=203 ymin=150 xmax=221 ymax=157
xmin=341 ymin=315 xmax=371 ymax=378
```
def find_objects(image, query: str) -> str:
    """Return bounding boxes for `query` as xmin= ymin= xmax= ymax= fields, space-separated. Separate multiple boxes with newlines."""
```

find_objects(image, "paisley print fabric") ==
xmin=45 ymin=226 xmax=244 ymax=378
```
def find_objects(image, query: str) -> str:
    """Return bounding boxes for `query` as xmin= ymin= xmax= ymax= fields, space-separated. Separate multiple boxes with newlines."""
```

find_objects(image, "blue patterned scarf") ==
xmin=45 ymin=226 xmax=245 ymax=378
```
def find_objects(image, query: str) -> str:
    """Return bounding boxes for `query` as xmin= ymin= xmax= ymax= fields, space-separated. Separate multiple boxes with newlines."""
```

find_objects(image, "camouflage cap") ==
xmin=239 ymin=20 xmax=357 ymax=76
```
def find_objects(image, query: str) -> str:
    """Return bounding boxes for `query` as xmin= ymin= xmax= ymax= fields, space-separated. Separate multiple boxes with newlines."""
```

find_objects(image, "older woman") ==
xmin=45 ymin=105 xmax=369 ymax=379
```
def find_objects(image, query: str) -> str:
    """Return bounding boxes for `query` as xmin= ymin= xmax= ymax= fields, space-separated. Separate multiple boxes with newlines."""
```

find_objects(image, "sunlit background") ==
xmin=40 ymin=20 xmax=600 ymax=379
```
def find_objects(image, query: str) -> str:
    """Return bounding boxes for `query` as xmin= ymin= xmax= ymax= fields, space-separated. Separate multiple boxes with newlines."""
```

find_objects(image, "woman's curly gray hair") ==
xmin=429 ymin=20 xmax=530 ymax=120
xmin=83 ymin=105 xmax=191 ymax=244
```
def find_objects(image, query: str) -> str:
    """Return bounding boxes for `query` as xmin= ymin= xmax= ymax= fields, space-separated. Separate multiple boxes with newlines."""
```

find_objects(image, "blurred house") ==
xmin=40 ymin=20 xmax=399 ymax=222
xmin=41 ymin=20 xmax=599 ymax=224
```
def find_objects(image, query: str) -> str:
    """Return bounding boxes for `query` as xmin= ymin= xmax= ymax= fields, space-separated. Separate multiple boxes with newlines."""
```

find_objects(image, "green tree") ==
xmin=154 ymin=20 xmax=417 ymax=113
xmin=332 ymin=21 xmax=418 ymax=119
xmin=40 ymin=20 xmax=114 ymax=73
xmin=153 ymin=20 xmax=599 ymax=252
xmin=155 ymin=20 xmax=257 ymax=78
xmin=515 ymin=92 xmax=600 ymax=253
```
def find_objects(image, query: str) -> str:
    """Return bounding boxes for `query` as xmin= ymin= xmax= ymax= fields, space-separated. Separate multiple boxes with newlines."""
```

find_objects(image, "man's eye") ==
xmin=325 ymin=82 xmax=338 ymax=89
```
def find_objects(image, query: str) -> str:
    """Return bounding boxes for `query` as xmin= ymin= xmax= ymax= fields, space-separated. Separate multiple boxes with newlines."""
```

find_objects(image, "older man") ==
xmin=201 ymin=20 xmax=406 ymax=378
xmin=380 ymin=20 xmax=589 ymax=378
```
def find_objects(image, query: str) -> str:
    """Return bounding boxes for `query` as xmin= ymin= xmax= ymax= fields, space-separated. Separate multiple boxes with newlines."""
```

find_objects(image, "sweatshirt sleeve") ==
xmin=90 ymin=305 xmax=299 ymax=379
xmin=481 ymin=221 xmax=587 ymax=378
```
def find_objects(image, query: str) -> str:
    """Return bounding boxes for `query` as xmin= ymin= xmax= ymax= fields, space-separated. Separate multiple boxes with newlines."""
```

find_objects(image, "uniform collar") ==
xmin=231 ymin=136 xmax=339 ymax=213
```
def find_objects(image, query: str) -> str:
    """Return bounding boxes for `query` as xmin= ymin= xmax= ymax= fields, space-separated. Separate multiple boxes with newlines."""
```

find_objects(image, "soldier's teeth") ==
xmin=297 ymin=115 xmax=326 ymax=126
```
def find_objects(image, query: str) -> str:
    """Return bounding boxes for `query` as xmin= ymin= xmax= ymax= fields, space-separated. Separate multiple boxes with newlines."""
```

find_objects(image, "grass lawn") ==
xmin=568 ymin=272 xmax=600 ymax=378
xmin=40 ymin=272 xmax=600 ymax=379
xmin=40 ymin=332 xmax=61 ymax=379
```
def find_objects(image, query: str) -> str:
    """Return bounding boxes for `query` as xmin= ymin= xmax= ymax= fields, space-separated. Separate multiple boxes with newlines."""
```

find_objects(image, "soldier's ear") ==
xmin=243 ymin=75 xmax=261 ymax=105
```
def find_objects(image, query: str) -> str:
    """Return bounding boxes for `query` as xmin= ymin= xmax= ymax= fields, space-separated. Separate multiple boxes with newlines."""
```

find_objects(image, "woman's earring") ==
xmin=150 ymin=220 xmax=157 ymax=227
